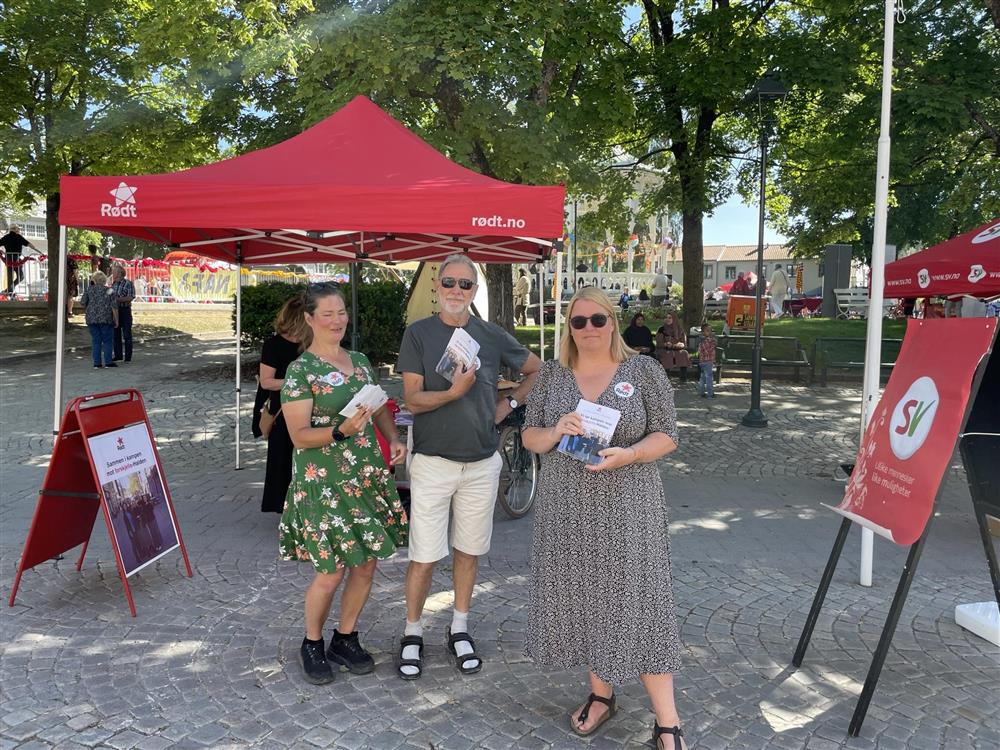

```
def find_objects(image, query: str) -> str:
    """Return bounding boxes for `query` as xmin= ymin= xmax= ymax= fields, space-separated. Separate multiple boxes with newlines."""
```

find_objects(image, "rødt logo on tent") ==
xmin=917 ymin=268 xmax=931 ymax=289
xmin=889 ymin=376 xmax=939 ymax=461
xmin=101 ymin=182 xmax=138 ymax=218
xmin=971 ymin=221 xmax=1000 ymax=244
xmin=968 ymin=264 xmax=986 ymax=284
xmin=471 ymin=215 xmax=526 ymax=229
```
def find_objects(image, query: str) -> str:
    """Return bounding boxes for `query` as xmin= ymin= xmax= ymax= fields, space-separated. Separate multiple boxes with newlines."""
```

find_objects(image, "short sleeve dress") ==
xmin=523 ymin=355 xmax=682 ymax=684
xmin=278 ymin=351 xmax=408 ymax=572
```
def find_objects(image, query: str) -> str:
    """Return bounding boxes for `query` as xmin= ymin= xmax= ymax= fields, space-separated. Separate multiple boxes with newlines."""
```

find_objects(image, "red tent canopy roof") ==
xmin=885 ymin=219 xmax=1000 ymax=297
xmin=59 ymin=96 xmax=565 ymax=265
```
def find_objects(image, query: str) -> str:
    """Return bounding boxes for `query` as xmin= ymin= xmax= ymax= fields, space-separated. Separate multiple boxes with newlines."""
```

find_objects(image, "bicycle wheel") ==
xmin=497 ymin=425 xmax=538 ymax=518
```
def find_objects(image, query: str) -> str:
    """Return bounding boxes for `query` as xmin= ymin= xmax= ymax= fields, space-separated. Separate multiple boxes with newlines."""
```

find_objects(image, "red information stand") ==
xmin=8 ymin=389 xmax=192 ymax=616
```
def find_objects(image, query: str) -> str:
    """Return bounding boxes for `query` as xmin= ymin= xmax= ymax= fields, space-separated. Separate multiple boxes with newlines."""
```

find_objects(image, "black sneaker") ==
xmin=327 ymin=630 xmax=375 ymax=675
xmin=106 ymin=362 xmax=118 ymax=368
xmin=299 ymin=638 xmax=335 ymax=685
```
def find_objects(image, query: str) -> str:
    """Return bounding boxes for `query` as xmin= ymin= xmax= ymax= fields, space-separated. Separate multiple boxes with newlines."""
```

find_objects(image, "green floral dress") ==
xmin=278 ymin=350 xmax=408 ymax=573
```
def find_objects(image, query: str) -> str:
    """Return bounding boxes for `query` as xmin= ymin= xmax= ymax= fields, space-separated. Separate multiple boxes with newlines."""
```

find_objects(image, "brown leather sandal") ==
xmin=569 ymin=692 xmax=616 ymax=737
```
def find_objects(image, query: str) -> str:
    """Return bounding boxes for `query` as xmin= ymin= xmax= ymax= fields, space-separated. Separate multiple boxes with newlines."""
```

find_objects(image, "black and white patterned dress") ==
xmin=523 ymin=355 xmax=682 ymax=684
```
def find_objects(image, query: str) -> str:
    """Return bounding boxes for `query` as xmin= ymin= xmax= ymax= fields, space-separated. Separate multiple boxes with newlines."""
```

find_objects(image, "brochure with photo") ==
xmin=434 ymin=327 xmax=481 ymax=382
xmin=556 ymin=399 xmax=622 ymax=465
xmin=338 ymin=383 xmax=389 ymax=418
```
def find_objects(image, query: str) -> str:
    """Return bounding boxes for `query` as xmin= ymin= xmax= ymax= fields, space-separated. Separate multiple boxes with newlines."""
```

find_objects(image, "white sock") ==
xmin=400 ymin=619 xmax=422 ymax=676
xmin=451 ymin=609 xmax=479 ymax=669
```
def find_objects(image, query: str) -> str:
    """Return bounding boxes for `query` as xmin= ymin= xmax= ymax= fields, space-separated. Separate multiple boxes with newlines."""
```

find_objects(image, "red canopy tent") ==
xmin=58 ymin=95 xmax=564 ymax=265
xmin=884 ymin=219 xmax=1000 ymax=298
xmin=54 ymin=95 xmax=566 ymax=462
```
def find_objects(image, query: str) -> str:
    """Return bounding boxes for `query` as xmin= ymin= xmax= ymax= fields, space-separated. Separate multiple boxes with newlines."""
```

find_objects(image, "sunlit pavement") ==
xmin=1 ymin=336 xmax=997 ymax=749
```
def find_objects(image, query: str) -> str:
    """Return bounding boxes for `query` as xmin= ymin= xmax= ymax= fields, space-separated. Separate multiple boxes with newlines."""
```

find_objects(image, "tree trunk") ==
xmin=484 ymin=263 xmax=514 ymax=333
xmin=45 ymin=192 xmax=62 ymax=332
xmin=680 ymin=210 xmax=705 ymax=330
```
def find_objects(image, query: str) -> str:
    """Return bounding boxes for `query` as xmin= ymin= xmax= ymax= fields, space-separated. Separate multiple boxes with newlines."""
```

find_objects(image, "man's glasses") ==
xmin=440 ymin=277 xmax=476 ymax=290
xmin=570 ymin=314 xmax=609 ymax=330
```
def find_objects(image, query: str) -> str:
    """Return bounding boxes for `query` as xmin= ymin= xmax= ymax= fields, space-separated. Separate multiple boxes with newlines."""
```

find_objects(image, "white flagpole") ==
xmin=858 ymin=0 xmax=897 ymax=587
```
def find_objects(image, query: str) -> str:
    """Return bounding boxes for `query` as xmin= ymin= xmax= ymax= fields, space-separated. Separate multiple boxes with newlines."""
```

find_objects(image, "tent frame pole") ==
xmin=53 ymin=225 xmax=69 ymax=434
xmin=235 ymin=243 xmax=243 ymax=470
xmin=538 ymin=263 xmax=545 ymax=361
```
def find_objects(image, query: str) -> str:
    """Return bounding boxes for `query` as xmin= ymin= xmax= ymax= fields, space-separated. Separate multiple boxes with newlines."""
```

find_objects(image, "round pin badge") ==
xmin=474 ymin=356 xmax=482 ymax=371
xmin=326 ymin=372 xmax=345 ymax=387
xmin=614 ymin=381 xmax=635 ymax=398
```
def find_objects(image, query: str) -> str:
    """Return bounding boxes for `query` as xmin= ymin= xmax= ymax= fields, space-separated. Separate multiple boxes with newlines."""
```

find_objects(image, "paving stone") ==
xmin=0 ymin=338 xmax=995 ymax=749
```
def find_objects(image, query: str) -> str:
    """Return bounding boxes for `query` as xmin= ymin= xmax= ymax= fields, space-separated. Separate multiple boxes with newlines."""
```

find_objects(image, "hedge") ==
xmin=232 ymin=279 xmax=408 ymax=366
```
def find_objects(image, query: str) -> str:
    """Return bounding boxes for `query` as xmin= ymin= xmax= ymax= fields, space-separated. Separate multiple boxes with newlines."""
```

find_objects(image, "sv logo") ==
xmin=889 ymin=377 xmax=939 ymax=460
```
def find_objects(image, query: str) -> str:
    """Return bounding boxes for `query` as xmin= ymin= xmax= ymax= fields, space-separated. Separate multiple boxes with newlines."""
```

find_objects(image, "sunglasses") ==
xmin=570 ymin=313 xmax=609 ymax=330
xmin=440 ymin=276 xmax=476 ymax=290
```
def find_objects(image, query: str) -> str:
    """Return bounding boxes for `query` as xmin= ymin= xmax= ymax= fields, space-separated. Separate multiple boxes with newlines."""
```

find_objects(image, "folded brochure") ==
xmin=556 ymin=399 xmax=622 ymax=465
xmin=434 ymin=327 xmax=481 ymax=382
xmin=338 ymin=383 xmax=389 ymax=418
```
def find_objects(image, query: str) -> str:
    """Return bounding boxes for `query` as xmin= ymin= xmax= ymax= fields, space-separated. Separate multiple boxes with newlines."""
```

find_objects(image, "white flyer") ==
xmin=434 ymin=327 xmax=481 ymax=382
xmin=556 ymin=399 xmax=622 ymax=465
xmin=338 ymin=383 xmax=389 ymax=418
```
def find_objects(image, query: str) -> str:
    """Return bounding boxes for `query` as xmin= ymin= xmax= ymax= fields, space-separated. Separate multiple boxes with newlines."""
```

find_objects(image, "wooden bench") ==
xmin=703 ymin=298 xmax=728 ymax=319
xmin=810 ymin=337 xmax=903 ymax=386
xmin=718 ymin=335 xmax=810 ymax=382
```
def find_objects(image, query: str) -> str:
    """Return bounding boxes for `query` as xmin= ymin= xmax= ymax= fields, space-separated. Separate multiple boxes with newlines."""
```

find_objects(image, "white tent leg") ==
xmin=235 ymin=259 xmax=243 ymax=469
xmin=554 ymin=250 xmax=563 ymax=356
xmin=538 ymin=264 xmax=545 ymax=361
xmin=858 ymin=0 xmax=897 ymax=587
xmin=53 ymin=225 xmax=68 ymax=434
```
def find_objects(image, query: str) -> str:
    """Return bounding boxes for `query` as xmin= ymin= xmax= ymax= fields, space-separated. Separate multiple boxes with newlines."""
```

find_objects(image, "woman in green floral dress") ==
xmin=279 ymin=283 xmax=408 ymax=684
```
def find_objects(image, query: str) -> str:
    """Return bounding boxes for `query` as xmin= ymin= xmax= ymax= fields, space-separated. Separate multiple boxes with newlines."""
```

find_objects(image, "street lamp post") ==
xmin=742 ymin=73 xmax=787 ymax=429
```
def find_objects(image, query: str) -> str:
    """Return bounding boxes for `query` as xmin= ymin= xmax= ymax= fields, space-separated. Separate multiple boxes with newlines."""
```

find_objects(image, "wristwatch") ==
xmin=506 ymin=395 xmax=519 ymax=409
xmin=332 ymin=427 xmax=348 ymax=442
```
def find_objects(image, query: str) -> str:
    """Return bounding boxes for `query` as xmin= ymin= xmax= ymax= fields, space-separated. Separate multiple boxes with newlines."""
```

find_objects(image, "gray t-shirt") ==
xmin=396 ymin=315 xmax=530 ymax=462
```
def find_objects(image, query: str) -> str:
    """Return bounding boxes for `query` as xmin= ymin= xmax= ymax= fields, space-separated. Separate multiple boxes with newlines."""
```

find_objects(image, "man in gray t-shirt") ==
xmin=394 ymin=254 xmax=540 ymax=680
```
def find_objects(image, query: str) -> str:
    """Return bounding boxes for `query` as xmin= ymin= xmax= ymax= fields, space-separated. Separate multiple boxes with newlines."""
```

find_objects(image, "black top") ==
xmin=260 ymin=334 xmax=302 ymax=412
xmin=0 ymin=232 xmax=30 ymax=255
xmin=623 ymin=324 xmax=654 ymax=351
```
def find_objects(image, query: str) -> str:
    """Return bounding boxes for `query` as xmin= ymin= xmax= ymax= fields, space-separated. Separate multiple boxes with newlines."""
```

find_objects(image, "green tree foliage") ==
xmin=761 ymin=1 xmax=1000 ymax=257
xmin=620 ymin=1 xmax=791 ymax=328
xmin=0 ymin=0 xmax=309 ymax=329
xmin=235 ymin=280 xmax=407 ymax=365
xmin=242 ymin=0 xmax=631 ymax=331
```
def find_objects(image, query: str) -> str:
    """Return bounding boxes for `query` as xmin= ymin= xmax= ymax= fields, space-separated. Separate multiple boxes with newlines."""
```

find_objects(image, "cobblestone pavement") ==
xmin=1 ymin=336 xmax=997 ymax=749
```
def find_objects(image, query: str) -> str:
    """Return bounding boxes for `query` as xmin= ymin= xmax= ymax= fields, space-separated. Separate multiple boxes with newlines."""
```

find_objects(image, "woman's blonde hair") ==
xmin=558 ymin=286 xmax=635 ymax=368
xmin=274 ymin=292 xmax=309 ymax=345
xmin=90 ymin=271 xmax=107 ymax=285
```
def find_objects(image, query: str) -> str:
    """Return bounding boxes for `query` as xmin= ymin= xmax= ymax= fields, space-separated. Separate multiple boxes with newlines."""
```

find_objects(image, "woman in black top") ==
xmin=623 ymin=312 xmax=655 ymax=356
xmin=256 ymin=294 xmax=308 ymax=513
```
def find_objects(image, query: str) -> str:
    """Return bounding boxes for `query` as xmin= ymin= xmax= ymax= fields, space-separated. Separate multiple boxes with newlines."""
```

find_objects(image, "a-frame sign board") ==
xmin=8 ymin=389 xmax=192 ymax=616
xmin=791 ymin=318 xmax=999 ymax=737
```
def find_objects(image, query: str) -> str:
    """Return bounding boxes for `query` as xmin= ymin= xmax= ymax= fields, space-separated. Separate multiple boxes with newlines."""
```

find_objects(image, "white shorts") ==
xmin=407 ymin=452 xmax=503 ymax=563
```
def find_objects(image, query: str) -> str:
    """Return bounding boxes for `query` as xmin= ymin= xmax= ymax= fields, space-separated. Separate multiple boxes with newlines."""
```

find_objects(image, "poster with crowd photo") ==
xmin=87 ymin=423 xmax=180 ymax=576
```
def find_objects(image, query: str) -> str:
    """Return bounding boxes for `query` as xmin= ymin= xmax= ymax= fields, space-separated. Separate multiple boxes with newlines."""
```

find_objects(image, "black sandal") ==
xmin=653 ymin=722 xmax=685 ymax=750
xmin=395 ymin=635 xmax=424 ymax=680
xmin=570 ymin=692 xmax=616 ymax=737
xmin=445 ymin=626 xmax=483 ymax=675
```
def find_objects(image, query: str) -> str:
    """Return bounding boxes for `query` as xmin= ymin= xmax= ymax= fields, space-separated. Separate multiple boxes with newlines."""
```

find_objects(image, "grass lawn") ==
xmin=515 ymin=315 xmax=909 ymax=361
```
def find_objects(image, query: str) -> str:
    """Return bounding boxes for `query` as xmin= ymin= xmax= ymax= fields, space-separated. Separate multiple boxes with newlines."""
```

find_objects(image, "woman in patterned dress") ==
xmin=279 ymin=283 xmax=408 ymax=685
xmin=521 ymin=286 xmax=689 ymax=750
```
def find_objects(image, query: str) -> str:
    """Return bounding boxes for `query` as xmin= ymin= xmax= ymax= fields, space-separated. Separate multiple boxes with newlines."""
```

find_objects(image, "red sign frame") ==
xmin=8 ymin=389 xmax=192 ymax=616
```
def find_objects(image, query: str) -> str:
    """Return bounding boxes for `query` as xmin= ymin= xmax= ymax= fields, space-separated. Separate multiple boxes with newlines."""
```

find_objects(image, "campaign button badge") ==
xmin=614 ymin=381 xmax=635 ymax=398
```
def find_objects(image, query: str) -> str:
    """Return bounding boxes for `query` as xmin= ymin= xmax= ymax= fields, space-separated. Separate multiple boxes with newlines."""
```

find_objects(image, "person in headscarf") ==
xmin=655 ymin=312 xmax=690 ymax=382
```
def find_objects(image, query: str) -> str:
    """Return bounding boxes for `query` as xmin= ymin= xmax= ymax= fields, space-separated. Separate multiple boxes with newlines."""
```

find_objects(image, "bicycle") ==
xmin=495 ymin=404 xmax=539 ymax=518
